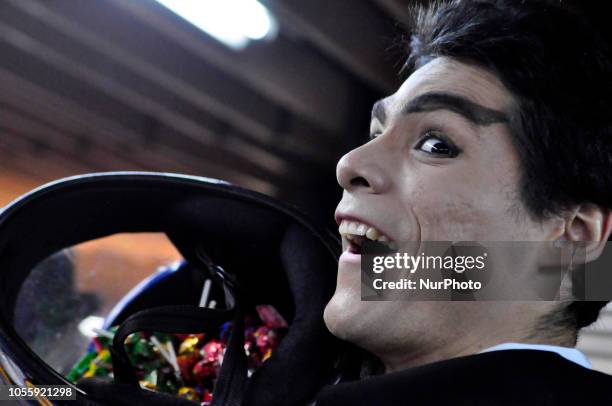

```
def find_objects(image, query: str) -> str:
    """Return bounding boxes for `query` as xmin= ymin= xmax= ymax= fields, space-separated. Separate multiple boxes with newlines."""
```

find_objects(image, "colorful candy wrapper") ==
xmin=68 ymin=305 xmax=287 ymax=402
xmin=256 ymin=305 xmax=288 ymax=328
xmin=178 ymin=386 xmax=200 ymax=401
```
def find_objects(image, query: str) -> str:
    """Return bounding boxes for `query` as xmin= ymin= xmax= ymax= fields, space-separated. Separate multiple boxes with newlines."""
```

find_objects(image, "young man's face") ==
xmin=324 ymin=57 xmax=564 ymax=369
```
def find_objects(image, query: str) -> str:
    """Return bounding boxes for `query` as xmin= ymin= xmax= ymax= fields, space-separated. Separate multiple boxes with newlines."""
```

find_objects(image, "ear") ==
xmin=563 ymin=204 xmax=612 ymax=262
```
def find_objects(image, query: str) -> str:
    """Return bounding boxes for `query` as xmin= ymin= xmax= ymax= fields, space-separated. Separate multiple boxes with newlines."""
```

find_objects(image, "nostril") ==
xmin=350 ymin=176 xmax=370 ymax=188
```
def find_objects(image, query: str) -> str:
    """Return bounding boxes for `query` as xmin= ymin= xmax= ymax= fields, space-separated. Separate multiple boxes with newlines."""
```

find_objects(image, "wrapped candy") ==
xmin=202 ymin=389 xmax=213 ymax=405
xmin=192 ymin=359 xmax=217 ymax=384
xmin=66 ymin=351 xmax=96 ymax=382
xmin=179 ymin=335 xmax=201 ymax=356
xmin=200 ymin=340 xmax=223 ymax=363
xmin=176 ymin=333 xmax=205 ymax=341
xmin=256 ymin=305 xmax=288 ymax=329
xmin=68 ymin=305 xmax=287 ymax=402
xmin=140 ymin=380 xmax=157 ymax=391
xmin=83 ymin=348 xmax=112 ymax=378
xmin=177 ymin=353 xmax=198 ymax=382
xmin=141 ymin=370 xmax=158 ymax=390
xmin=178 ymin=386 xmax=200 ymax=401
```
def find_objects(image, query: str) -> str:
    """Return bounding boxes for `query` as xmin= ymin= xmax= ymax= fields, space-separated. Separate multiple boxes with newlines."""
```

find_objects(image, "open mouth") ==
xmin=338 ymin=219 xmax=395 ymax=255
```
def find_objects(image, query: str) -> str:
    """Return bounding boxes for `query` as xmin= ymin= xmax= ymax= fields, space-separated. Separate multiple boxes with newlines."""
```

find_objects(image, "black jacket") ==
xmin=315 ymin=349 xmax=612 ymax=405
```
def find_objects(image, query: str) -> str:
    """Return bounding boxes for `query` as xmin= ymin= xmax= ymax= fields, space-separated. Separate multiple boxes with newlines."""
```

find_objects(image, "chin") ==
xmin=323 ymin=292 xmax=359 ymax=341
xmin=323 ymin=290 xmax=380 ymax=346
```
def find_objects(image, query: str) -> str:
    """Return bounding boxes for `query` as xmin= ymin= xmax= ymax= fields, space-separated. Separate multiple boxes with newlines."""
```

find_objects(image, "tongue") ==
xmin=349 ymin=241 xmax=362 ymax=254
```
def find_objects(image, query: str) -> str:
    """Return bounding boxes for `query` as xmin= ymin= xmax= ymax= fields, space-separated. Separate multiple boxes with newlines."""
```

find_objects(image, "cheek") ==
xmin=402 ymin=159 xmax=527 ymax=241
xmin=418 ymin=200 xmax=489 ymax=241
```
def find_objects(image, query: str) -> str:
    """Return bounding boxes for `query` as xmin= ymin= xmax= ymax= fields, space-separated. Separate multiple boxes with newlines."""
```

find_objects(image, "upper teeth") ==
xmin=338 ymin=220 xmax=390 ymax=242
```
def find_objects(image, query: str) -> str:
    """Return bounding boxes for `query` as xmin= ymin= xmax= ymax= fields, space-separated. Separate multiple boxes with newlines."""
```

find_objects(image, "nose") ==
xmin=336 ymin=142 xmax=389 ymax=194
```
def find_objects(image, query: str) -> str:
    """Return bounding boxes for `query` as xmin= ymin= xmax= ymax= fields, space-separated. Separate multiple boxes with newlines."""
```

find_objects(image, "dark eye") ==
xmin=415 ymin=132 xmax=460 ymax=158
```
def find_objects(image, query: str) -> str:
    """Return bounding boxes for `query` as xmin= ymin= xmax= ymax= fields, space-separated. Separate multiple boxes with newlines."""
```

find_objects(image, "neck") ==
xmin=378 ymin=336 xmax=491 ymax=373
xmin=378 ymin=324 xmax=571 ymax=373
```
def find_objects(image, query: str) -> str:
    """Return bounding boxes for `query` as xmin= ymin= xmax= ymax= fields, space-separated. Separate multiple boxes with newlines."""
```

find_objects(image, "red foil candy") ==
xmin=177 ymin=354 xmax=198 ymax=382
xmin=192 ymin=359 xmax=217 ymax=383
xmin=200 ymin=341 xmax=224 ymax=363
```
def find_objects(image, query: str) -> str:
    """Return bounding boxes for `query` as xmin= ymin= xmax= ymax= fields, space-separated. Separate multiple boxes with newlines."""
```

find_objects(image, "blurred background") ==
xmin=0 ymin=0 xmax=411 ymax=221
xmin=0 ymin=0 xmax=611 ymax=375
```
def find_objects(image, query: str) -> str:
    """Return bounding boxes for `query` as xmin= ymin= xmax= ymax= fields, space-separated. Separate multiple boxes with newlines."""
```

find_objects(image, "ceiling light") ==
xmin=154 ymin=0 xmax=277 ymax=50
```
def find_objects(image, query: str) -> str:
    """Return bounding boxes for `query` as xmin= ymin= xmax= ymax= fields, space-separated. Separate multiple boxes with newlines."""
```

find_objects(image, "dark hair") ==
xmin=405 ymin=0 xmax=612 ymax=333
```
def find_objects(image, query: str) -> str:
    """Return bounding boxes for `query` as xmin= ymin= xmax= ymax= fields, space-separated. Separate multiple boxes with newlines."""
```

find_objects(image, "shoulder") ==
xmin=316 ymin=350 xmax=612 ymax=405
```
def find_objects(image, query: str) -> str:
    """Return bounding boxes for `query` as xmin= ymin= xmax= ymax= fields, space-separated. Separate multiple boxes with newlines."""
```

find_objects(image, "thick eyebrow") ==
xmin=401 ymin=92 xmax=509 ymax=126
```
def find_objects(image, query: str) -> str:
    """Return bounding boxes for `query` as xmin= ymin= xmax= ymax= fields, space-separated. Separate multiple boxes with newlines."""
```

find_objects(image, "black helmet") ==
xmin=0 ymin=172 xmax=356 ymax=405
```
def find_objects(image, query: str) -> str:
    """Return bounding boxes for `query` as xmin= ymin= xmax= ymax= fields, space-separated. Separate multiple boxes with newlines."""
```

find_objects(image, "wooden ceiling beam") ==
xmin=0 ymin=20 xmax=295 ymax=176
xmin=4 ymin=0 xmax=345 ymax=157
xmin=105 ymin=0 xmax=352 ymax=135
xmin=0 ymin=131 xmax=97 ymax=181
xmin=0 ymin=106 xmax=146 ymax=171
xmin=0 ymin=68 xmax=280 ymax=195
xmin=262 ymin=0 xmax=403 ymax=93
xmin=0 ymin=124 xmax=279 ymax=196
